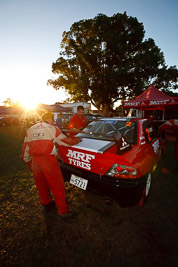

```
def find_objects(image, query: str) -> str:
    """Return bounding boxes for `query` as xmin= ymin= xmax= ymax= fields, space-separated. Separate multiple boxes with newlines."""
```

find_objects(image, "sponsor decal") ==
xmin=120 ymin=137 xmax=129 ymax=150
xmin=124 ymin=102 xmax=140 ymax=106
xmin=140 ymin=102 xmax=146 ymax=106
xmin=33 ymin=133 xmax=44 ymax=137
xmin=113 ymin=133 xmax=131 ymax=155
xmin=66 ymin=149 xmax=95 ymax=170
xmin=103 ymin=120 xmax=117 ymax=124
xmin=141 ymin=141 xmax=146 ymax=145
xmin=170 ymin=99 xmax=176 ymax=104
xmin=126 ymin=121 xmax=132 ymax=126
xmin=152 ymin=139 xmax=160 ymax=153
xmin=149 ymin=100 xmax=169 ymax=105
xmin=140 ymin=135 xmax=146 ymax=145
xmin=145 ymin=128 xmax=152 ymax=141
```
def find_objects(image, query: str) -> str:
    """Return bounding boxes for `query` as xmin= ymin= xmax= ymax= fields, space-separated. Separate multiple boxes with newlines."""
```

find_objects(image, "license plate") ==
xmin=70 ymin=174 xmax=88 ymax=190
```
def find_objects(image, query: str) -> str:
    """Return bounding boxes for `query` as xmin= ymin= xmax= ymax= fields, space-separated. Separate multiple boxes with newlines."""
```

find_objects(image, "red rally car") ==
xmin=58 ymin=117 xmax=162 ymax=207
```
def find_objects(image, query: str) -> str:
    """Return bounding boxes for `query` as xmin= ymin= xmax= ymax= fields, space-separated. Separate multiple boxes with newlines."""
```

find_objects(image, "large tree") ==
xmin=48 ymin=12 xmax=178 ymax=112
xmin=3 ymin=98 xmax=14 ymax=107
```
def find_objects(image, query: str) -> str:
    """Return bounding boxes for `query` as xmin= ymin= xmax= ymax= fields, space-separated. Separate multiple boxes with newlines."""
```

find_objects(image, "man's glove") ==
xmin=69 ymin=137 xmax=82 ymax=145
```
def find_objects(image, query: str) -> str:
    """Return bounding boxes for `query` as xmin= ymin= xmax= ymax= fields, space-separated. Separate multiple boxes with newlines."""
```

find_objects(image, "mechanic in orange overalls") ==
xmin=68 ymin=105 xmax=86 ymax=136
xmin=159 ymin=119 xmax=178 ymax=163
xmin=21 ymin=112 xmax=80 ymax=219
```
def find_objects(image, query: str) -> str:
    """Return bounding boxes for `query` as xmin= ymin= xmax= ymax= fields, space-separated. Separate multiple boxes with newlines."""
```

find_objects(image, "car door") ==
xmin=142 ymin=120 xmax=160 ymax=171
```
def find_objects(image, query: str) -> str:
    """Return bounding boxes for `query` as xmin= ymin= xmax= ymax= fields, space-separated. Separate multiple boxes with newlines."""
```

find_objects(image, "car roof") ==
xmin=99 ymin=117 xmax=142 ymax=121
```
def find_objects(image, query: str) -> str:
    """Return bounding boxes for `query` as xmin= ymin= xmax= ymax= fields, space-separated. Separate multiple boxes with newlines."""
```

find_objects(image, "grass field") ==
xmin=0 ymin=126 xmax=178 ymax=266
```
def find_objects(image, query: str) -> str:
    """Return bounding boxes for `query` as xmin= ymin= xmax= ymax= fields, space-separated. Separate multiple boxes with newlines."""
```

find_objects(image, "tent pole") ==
xmin=162 ymin=110 xmax=165 ymax=121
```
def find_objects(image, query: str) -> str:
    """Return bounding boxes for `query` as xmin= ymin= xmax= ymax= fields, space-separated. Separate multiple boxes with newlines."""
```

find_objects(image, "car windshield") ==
xmin=77 ymin=118 xmax=137 ymax=144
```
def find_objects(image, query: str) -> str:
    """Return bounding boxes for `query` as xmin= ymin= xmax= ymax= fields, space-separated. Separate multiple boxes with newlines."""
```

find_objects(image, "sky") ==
xmin=0 ymin=0 xmax=177 ymax=108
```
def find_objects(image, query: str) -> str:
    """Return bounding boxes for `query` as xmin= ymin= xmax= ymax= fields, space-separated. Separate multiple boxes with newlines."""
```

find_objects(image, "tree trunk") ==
xmin=103 ymin=104 xmax=110 ymax=117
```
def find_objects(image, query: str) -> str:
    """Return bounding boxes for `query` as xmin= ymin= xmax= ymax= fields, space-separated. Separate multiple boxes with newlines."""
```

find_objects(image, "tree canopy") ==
xmin=3 ymin=98 xmax=14 ymax=107
xmin=48 ymin=12 xmax=178 ymax=112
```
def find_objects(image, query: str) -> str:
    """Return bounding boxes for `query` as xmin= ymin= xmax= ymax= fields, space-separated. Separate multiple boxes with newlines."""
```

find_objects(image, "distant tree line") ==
xmin=2 ymin=98 xmax=20 ymax=107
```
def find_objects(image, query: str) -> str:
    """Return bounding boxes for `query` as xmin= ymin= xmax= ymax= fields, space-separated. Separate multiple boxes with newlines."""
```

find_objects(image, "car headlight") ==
xmin=106 ymin=164 xmax=137 ymax=179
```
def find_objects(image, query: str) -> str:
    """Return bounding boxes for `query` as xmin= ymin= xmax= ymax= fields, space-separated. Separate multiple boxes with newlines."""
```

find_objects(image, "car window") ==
xmin=143 ymin=121 xmax=158 ymax=143
xmin=77 ymin=119 xmax=136 ymax=144
xmin=85 ymin=115 xmax=97 ymax=122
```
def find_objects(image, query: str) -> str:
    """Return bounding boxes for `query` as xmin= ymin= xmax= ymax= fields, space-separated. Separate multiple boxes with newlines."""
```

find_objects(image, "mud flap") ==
xmin=137 ymin=187 xmax=145 ymax=207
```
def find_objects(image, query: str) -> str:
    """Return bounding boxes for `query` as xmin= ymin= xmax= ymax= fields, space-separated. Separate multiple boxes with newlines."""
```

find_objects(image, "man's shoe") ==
xmin=43 ymin=200 xmax=55 ymax=214
xmin=57 ymin=211 xmax=72 ymax=221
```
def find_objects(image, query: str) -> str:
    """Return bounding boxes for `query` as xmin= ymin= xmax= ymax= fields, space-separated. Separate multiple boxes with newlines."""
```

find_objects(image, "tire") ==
xmin=145 ymin=172 xmax=152 ymax=198
xmin=138 ymin=172 xmax=152 ymax=206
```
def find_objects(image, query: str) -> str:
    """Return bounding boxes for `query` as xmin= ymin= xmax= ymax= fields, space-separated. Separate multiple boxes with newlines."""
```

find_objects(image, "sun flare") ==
xmin=20 ymin=99 xmax=39 ymax=111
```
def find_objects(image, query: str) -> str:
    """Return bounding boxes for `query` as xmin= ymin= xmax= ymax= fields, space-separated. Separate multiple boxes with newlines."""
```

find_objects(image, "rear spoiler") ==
xmin=113 ymin=133 xmax=132 ymax=155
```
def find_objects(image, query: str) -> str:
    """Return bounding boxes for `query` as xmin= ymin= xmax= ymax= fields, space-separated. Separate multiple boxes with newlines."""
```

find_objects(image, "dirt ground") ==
xmin=0 ymin=127 xmax=178 ymax=267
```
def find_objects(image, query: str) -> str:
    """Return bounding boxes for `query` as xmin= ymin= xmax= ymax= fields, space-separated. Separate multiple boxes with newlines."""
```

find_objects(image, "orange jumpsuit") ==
xmin=21 ymin=122 xmax=79 ymax=214
xmin=159 ymin=119 xmax=178 ymax=163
